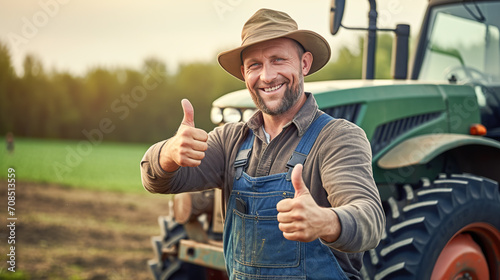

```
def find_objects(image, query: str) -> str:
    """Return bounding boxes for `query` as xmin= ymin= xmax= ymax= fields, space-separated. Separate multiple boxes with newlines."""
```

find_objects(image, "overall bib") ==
xmin=223 ymin=114 xmax=349 ymax=280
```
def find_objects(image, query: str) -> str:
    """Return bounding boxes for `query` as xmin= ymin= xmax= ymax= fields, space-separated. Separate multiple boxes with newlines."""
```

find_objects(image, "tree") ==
xmin=0 ymin=42 xmax=17 ymax=134
xmin=0 ymin=34 xmax=396 ymax=143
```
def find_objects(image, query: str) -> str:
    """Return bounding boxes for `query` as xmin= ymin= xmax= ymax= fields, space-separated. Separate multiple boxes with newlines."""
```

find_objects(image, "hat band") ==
xmin=241 ymin=29 xmax=295 ymax=46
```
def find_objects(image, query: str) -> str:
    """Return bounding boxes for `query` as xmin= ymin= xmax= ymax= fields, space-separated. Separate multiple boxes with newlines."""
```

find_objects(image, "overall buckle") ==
xmin=234 ymin=148 xmax=251 ymax=179
xmin=286 ymin=151 xmax=307 ymax=181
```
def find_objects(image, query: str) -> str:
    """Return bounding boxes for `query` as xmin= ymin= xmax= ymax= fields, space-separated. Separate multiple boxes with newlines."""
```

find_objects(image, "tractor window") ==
xmin=419 ymin=2 xmax=500 ymax=85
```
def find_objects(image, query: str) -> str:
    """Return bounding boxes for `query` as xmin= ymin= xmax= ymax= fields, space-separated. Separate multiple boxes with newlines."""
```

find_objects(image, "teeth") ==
xmin=264 ymin=84 xmax=282 ymax=92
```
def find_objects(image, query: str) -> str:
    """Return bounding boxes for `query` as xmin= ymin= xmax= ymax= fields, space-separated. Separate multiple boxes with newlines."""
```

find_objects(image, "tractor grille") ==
xmin=323 ymin=103 xmax=361 ymax=123
xmin=371 ymin=112 xmax=441 ymax=155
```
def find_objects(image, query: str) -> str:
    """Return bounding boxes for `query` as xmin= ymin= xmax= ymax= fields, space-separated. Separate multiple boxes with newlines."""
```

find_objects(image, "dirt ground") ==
xmin=0 ymin=181 xmax=171 ymax=280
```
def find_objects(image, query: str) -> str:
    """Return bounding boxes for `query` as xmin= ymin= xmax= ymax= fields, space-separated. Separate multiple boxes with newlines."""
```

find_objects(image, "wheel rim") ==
xmin=431 ymin=222 xmax=500 ymax=280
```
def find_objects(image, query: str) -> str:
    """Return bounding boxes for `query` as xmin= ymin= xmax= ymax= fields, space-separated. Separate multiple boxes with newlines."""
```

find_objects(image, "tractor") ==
xmin=148 ymin=0 xmax=500 ymax=279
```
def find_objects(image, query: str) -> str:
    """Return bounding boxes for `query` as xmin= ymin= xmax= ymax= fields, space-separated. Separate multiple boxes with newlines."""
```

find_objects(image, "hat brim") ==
xmin=217 ymin=30 xmax=331 ymax=81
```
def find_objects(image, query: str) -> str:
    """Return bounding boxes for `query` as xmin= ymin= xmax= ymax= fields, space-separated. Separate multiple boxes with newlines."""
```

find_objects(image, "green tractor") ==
xmin=148 ymin=0 xmax=500 ymax=279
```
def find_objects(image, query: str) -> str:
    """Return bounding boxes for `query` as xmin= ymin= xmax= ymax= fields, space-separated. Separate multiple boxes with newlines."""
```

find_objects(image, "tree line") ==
xmin=0 ymin=35 xmax=393 ymax=144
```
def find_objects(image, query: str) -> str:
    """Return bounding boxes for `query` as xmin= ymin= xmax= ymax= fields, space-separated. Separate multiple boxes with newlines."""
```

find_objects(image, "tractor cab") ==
xmin=413 ymin=0 xmax=500 ymax=140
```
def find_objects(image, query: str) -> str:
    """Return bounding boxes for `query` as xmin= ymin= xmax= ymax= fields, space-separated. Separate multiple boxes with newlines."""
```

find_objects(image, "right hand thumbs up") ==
xmin=181 ymin=99 xmax=195 ymax=127
xmin=159 ymin=99 xmax=208 ymax=172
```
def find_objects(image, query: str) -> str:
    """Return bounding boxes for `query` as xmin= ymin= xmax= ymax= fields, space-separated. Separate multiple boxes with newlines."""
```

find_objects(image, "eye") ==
xmin=247 ymin=63 xmax=260 ymax=70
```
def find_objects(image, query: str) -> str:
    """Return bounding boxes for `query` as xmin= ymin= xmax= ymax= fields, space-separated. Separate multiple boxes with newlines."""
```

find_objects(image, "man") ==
xmin=141 ymin=8 xmax=385 ymax=280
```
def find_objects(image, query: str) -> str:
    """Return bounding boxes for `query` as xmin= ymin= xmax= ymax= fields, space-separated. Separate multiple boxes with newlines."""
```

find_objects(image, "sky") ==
xmin=0 ymin=0 xmax=428 ymax=76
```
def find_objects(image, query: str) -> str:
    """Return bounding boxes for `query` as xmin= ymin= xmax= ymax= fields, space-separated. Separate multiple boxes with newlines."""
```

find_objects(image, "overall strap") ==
xmin=234 ymin=129 xmax=255 ymax=179
xmin=286 ymin=113 xmax=333 ymax=181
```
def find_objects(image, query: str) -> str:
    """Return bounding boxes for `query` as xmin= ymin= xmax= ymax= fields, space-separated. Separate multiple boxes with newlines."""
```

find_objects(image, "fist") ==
xmin=276 ymin=164 xmax=341 ymax=243
xmin=160 ymin=99 xmax=208 ymax=172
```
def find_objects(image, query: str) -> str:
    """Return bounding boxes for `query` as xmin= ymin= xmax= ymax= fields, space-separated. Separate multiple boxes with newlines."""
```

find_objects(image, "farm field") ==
xmin=0 ymin=137 xmax=152 ymax=193
xmin=0 ymin=138 xmax=172 ymax=279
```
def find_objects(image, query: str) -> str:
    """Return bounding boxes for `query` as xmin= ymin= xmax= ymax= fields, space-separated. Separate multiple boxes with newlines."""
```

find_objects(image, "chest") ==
xmin=245 ymin=128 xmax=300 ymax=177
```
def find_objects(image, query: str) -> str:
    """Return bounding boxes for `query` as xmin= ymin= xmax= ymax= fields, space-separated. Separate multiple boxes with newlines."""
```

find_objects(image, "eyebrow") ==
xmin=243 ymin=54 xmax=285 ymax=66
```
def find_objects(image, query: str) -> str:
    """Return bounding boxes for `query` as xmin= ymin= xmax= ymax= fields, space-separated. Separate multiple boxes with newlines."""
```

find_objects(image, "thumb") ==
xmin=291 ymin=164 xmax=310 ymax=198
xmin=181 ymin=99 xmax=195 ymax=127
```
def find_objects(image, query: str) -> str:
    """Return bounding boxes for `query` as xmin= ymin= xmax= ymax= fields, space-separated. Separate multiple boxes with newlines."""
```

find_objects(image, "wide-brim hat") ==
xmin=217 ymin=8 xmax=331 ymax=81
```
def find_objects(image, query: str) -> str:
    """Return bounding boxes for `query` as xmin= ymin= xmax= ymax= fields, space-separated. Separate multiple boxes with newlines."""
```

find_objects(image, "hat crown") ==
xmin=241 ymin=9 xmax=298 ymax=46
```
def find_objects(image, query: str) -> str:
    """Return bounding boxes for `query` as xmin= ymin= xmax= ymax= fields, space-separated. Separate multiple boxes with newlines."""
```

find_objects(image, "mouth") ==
xmin=260 ymin=83 xmax=284 ymax=93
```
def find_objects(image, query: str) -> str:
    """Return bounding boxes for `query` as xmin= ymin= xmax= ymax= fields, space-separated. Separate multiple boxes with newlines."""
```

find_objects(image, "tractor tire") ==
xmin=361 ymin=173 xmax=500 ymax=280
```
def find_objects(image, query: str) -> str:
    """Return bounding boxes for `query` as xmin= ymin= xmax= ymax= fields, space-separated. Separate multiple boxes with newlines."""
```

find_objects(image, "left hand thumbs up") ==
xmin=291 ymin=164 xmax=310 ymax=198
xmin=277 ymin=164 xmax=340 ymax=242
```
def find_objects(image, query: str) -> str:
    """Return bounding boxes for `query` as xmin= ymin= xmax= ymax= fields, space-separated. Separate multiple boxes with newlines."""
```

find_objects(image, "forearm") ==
xmin=318 ymin=208 xmax=341 ymax=243
xmin=325 ymin=199 xmax=385 ymax=252
xmin=140 ymin=140 xmax=178 ymax=194
xmin=141 ymin=134 xmax=225 ymax=194
xmin=319 ymin=125 xmax=385 ymax=252
xmin=317 ymin=203 xmax=384 ymax=252
xmin=320 ymin=158 xmax=385 ymax=252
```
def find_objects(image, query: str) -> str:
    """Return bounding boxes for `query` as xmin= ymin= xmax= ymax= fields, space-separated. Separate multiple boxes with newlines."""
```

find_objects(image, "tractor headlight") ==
xmin=223 ymin=108 xmax=242 ymax=123
xmin=210 ymin=107 xmax=223 ymax=124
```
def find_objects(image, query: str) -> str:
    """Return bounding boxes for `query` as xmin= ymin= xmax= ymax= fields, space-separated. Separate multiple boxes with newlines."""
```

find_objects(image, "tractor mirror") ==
xmin=330 ymin=0 xmax=345 ymax=35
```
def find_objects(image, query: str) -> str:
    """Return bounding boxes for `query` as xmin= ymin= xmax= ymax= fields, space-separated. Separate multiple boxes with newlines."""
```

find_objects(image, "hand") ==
xmin=159 ymin=99 xmax=208 ymax=172
xmin=276 ymin=164 xmax=341 ymax=243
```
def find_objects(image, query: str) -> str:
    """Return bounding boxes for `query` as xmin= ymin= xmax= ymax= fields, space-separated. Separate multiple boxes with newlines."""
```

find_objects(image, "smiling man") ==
xmin=141 ymin=8 xmax=384 ymax=280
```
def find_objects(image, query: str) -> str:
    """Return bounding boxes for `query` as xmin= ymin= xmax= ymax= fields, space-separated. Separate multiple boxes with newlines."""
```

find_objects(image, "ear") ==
xmin=301 ymin=52 xmax=313 ymax=76
xmin=240 ymin=65 xmax=246 ymax=81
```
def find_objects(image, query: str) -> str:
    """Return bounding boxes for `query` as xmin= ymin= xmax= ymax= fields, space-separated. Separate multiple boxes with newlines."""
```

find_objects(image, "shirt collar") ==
xmin=246 ymin=92 xmax=319 ymax=137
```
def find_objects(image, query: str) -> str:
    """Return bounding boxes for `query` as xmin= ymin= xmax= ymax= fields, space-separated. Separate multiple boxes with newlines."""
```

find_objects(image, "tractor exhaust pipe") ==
xmin=392 ymin=24 xmax=410 ymax=80
xmin=330 ymin=0 xmax=410 ymax=80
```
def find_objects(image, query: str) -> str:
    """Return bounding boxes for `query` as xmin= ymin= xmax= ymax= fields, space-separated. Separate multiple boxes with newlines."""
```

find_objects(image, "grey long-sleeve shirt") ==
xmin=140 ymin=93 xmax=385 ymax=279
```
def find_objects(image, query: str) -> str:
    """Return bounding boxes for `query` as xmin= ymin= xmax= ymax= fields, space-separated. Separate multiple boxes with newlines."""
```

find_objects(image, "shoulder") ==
xmin=316 ymin=115 xmax=371 ymax=153
xmin=322 ymin=115 xmax=367 ymax=138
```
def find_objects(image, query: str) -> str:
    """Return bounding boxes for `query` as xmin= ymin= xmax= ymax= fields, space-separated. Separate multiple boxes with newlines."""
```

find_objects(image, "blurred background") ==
xmin=0 ymin=0 xmax=427 ymax=279
xmin=0 ymin=0 xmax=428 ymax=143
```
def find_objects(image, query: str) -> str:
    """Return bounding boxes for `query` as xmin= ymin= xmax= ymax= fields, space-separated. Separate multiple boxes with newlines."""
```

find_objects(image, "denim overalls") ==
xmin=223 ymin=114 xmax=349 ymax=280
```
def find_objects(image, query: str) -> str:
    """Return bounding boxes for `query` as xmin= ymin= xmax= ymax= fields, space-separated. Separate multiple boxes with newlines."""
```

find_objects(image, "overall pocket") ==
xmin=232 ymin=209 xmax=301 ymax=268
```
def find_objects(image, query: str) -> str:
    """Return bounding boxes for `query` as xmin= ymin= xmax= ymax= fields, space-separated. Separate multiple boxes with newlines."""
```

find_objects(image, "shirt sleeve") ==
xmin=140 ymin=126 xmax=227 ymax=194
xmin=318 ymin=121 xmax=385 ymax=253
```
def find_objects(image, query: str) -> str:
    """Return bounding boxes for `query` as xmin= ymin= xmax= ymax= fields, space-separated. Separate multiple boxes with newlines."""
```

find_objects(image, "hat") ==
xmin=217 ymin=8 xmax=331 ymax=81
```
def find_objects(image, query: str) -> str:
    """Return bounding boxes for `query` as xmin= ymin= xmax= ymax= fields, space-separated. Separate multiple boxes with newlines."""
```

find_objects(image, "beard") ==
xmin=250 ymin=72 xmax=304 ymax=116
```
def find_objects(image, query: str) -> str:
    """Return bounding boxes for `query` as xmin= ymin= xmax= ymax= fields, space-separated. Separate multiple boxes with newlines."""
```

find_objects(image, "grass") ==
xmin=0 ymin=137 xmax=152 ymax=193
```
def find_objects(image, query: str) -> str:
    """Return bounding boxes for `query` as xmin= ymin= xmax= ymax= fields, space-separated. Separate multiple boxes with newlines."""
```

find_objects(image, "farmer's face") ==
xmin=241 ymin=38 xmax=312 ymax=116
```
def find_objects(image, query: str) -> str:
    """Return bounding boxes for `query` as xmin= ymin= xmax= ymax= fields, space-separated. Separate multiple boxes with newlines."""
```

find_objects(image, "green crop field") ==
xmin=0 ymin=137 xmax=153 ymax=193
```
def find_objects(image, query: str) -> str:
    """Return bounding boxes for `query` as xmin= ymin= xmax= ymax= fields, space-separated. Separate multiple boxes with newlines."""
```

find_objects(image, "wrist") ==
xmin=319 ymin=208 xmax=341 ymax=243
xmin=159 ymin=141 xmax=179 ymax=173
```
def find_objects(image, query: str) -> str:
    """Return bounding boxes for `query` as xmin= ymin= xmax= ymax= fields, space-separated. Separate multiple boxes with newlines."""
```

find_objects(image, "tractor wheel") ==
xmin=361 ymin=174 xmax=500 ymax=280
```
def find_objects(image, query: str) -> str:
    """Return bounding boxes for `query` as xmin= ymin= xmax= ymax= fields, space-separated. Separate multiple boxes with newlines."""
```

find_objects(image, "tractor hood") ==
xmin=212 ymin=79 xmax=441 ymax=110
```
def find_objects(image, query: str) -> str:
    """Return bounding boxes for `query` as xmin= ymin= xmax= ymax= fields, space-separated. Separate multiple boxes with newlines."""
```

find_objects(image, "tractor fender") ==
xmin=377 ymin=133 xmax=500 ymax=169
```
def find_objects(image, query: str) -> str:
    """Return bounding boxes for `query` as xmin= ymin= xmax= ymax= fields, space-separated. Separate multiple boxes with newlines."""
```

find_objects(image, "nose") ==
xmin=260 ymin=62 xmax=278 ymax=84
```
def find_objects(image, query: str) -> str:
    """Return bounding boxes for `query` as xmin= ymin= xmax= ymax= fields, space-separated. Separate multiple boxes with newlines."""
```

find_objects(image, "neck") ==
xmin=262 ymin=93 xmax=307 ymax=140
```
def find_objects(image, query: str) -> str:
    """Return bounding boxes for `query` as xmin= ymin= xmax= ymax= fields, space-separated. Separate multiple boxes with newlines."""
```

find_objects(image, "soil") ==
xmin=0 ymin=181 xmax=171 ymax=280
